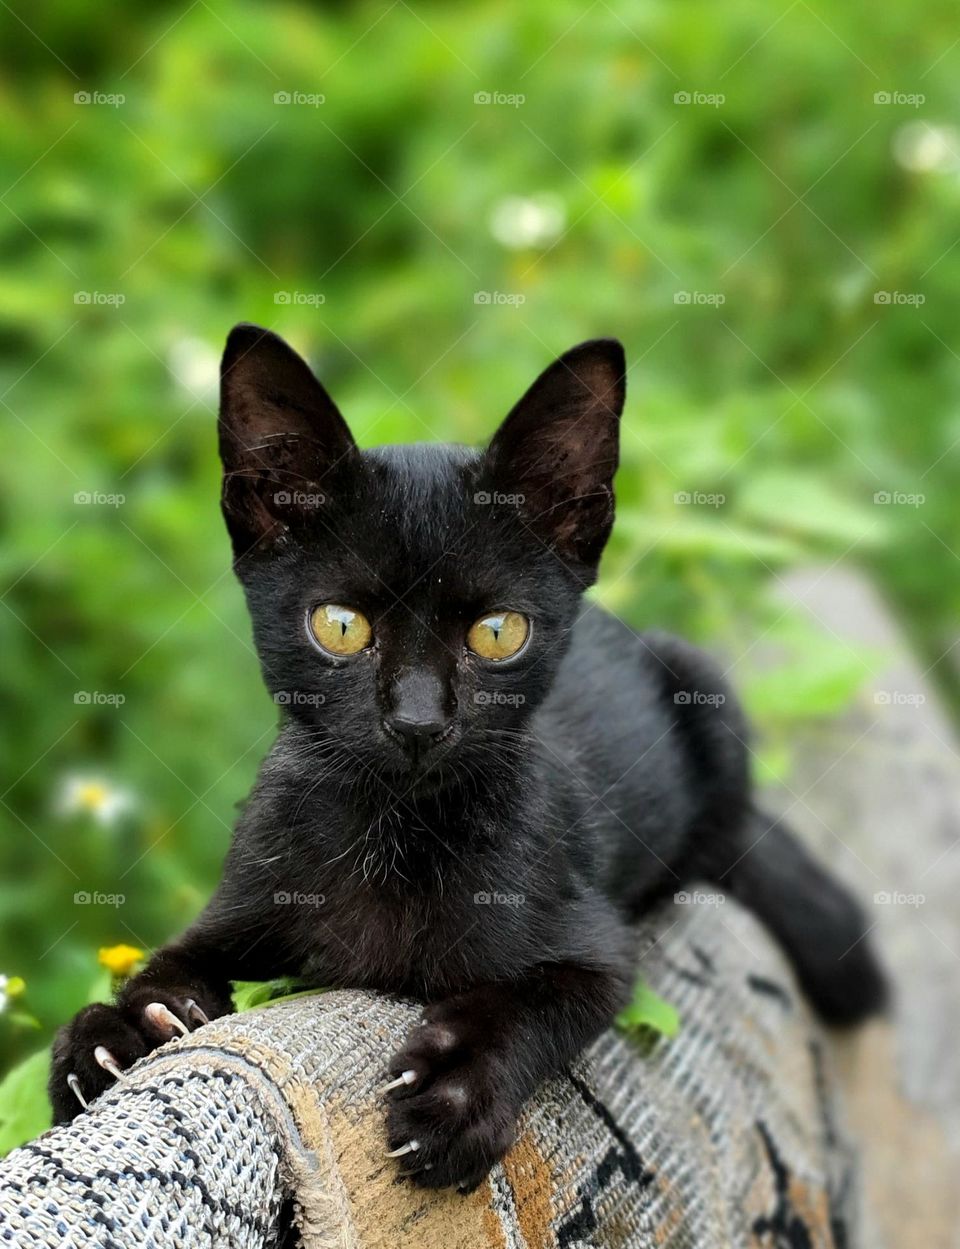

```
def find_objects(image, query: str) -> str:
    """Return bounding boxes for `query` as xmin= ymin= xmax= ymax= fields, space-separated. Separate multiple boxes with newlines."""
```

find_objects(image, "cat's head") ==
xmin=218 ymin=325 xmax=625 ymax=790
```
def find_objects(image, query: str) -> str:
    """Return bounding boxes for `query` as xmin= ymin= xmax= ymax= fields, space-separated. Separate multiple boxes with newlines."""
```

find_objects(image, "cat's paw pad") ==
xmin=49 ymin=987 xmax=220 ymax=1123
xmin=383 ymin=1009 xmax=519 ymax=1190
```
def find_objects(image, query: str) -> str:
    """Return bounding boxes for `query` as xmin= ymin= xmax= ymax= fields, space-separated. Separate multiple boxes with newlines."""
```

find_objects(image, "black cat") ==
xmin=49 ymin=326 xmax=885 ymax=1190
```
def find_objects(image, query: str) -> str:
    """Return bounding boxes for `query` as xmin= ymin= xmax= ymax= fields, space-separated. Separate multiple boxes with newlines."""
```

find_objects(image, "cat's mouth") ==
xmin=379 ymin=722 xmax=462 ymax=790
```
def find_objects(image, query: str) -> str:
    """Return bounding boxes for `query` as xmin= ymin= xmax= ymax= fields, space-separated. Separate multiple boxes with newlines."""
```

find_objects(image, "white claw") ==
xmin=386 ymin=1139 xmax=420 ymax=1158
xmin=93 ymin=1046 xmax=125 ymax=1081
xmin=66 ymin=1073 xmax=88 ymax=1109
xmin=144 ymin=1002 xmax=189 ymax=1037
xmin=382 ymin=1069 xmax=417 ymax=1094
xmin=185 ymin=998 xmax=209 ymax=1027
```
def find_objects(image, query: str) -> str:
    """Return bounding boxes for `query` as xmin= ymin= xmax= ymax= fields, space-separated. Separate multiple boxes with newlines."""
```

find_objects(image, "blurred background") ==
xmin=1 ymin=0 xmax=959 ymax=1143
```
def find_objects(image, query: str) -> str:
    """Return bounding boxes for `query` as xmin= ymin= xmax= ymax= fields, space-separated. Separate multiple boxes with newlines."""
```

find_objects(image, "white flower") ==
xmin=57 ymin=776 xmax=134 ymax=826
xmin=892 ymin=123 xmax=960 ymax=174
xmin=489 ymin=194 xmax=566 ymax=249
xmin=0 ymin=975 xmax=24 ymax=1013
xmin=167 ymin=336 xmax=220 ymax=402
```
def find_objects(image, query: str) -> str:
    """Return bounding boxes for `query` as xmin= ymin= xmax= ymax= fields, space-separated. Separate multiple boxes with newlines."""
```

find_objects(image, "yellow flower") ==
xmin=98 ymin=945 xmax=144 ymax=978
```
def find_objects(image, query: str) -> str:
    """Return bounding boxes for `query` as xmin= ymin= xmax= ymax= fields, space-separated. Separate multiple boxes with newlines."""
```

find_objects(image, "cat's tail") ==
xmin=723 ymin=807 xmax=888 ymax=1025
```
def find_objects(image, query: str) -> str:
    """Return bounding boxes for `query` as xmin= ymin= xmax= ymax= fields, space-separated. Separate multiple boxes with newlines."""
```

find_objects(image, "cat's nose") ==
xmin=382 ymin=711 xmax=449 ymax=747
xmin=383 ymin=670 xmax=452 ymax=751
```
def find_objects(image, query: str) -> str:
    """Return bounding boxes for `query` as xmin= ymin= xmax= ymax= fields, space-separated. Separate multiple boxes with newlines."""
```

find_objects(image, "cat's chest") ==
xmin=298 ymin=871 xmax=532 ymax=998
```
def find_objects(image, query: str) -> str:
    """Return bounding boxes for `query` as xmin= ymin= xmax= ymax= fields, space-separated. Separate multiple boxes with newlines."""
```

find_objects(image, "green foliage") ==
xmin=0 ymin=1051 xmax=52 ymax=1157
xmin=231 ymin=980 xmax=324 ymax=1012
xmin=616 ymin=982 xmax=681 ymax=1041
xmin=0 ymin=0 xmax=957 ymax=1139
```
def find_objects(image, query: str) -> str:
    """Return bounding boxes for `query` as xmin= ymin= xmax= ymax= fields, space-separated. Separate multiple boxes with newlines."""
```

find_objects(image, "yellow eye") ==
xmin=309 ymin=604 xmax=372 ymax=656
xmin=467 ymin=611 xmax=529 ymax=661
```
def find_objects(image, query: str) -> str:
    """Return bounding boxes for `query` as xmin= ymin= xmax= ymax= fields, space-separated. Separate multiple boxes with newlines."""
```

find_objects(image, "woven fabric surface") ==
xmin=0 ymin=896 xmax=859 ymax=1248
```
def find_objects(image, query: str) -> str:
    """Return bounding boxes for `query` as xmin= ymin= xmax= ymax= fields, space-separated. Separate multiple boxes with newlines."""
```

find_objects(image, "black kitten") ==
xmin=49 ymin=326 xmax=885 ymax=1189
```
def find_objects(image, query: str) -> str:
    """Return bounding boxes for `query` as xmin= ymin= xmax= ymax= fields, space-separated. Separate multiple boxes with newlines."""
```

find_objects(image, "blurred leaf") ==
xmin=231 ymin=978 xmax=323 ymax=1012
xmin=615 ymin=981 xmax=680 ymax=1039
xmin=0 ymin=1050 xmax=51 ymax=1157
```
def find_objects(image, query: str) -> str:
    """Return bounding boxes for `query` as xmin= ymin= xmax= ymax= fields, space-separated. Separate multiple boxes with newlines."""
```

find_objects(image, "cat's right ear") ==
xmin=218 ymin=324 xmax=357 ymax=557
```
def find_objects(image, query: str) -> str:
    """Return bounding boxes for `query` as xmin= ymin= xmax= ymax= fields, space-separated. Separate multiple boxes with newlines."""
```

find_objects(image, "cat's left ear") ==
xmin=218 ymin=324 xmax=358 ymax=557
xmin=484 ymin=339 xmax=626 ymax=577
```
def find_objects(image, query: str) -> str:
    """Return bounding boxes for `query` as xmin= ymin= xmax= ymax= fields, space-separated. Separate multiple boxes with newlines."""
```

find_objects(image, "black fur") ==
xmin=49 ymin=327 xmax=886 ymax=1190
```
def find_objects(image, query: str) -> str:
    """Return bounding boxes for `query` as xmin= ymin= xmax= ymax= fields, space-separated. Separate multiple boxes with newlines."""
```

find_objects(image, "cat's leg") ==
xmin=48 ymin=912 xmax=291 ymax=1123
xmin=384 ymin=961 xmax=630 ymax=1190
xmin=722 ymin=807 xmax=887 ymax=1024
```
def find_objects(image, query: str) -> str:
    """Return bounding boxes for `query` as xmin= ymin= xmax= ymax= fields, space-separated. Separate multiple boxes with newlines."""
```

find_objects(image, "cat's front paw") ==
xmin=383 ymin=1002 xmax=520 ymax=1191
xmin=49 ymin=984 xmax=226 ymax=1124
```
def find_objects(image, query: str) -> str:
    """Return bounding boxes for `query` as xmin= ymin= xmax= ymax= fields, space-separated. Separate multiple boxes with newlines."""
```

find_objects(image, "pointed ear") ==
xmin=218 ymin=324 xmax=357 ymax=556
xmin=484 ymin=339 xmax=625 ymax=577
